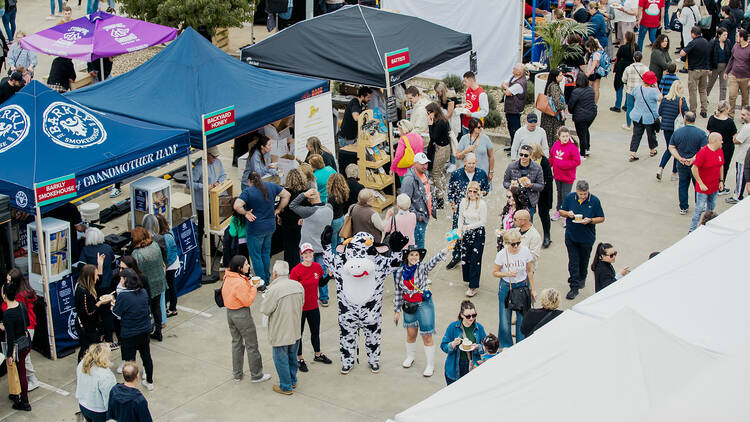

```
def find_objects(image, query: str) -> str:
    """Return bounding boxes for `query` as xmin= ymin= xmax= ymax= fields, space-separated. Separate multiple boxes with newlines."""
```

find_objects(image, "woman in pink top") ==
xmin=384 ymin=194 xmax=417 ymax=249
xmin=549 ymin=127 xmax=582 ymax=221
xmin=391 ymin=120 xmax=425 ymax=178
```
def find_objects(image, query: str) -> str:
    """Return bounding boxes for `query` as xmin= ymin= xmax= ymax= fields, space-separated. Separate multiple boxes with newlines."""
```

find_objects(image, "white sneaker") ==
xmin=402 ymin=356 xmax=415 ymax=368
xmin=251 ymin=373 xmax=271 ymax=383
xmin=117 ymin=362 xmax=123 ymax=374
xmin=109 ymin=187 xmax=122 ymax=198
xmin=142 ymin=379 xmax=154 ymax=391
xmin=621 ymin=124 xmax=631 ymax=131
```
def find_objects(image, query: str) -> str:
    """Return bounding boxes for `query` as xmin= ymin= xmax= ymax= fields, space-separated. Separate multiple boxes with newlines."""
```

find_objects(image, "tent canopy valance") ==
xmin=240 ymin=5 xmax=473 ymax=88
xmin=0 ymin=81 xmax=190 ymax=213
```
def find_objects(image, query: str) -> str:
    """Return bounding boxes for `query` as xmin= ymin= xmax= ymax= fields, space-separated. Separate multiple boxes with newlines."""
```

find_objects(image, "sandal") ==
xmin=649 ymin=149 xmax=658 ymax=157
xmin=629 ymin=155 xmax=639 ymax=162
xmin=166 ymin=310 xmax=178 ymax=318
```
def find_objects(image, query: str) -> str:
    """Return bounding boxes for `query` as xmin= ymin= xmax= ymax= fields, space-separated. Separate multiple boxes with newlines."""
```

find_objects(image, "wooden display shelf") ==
xmin=209 ymin=179 xmax=234 ymax=231
xmin=372 ymin=194 xmax=395 ymax=212
xmin=362 ymin=157 xmax=390 ymax=168
xmin=356 ymin=109 xmax=395 ymax=208
xmin=341 ymin=144 xmax=358 ymax=153
xmin=365 ymin=174 xmax=393 ymax=191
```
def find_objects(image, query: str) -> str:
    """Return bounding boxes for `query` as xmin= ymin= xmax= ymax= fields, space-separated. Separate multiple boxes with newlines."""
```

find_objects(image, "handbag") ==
xmin=214 ymin=283 xmax=224 ymax=308
xmin=383 ymin=214 xmax=409 ymax=252
xmin=502 ymin=250 xmax=532 ymax=313
xmin=639 ymin=86 xmax=661 ymax=133
xmin=13 ymin=303 xmax=31 ymax=353
xmin=7 ymin=359 xmax=21 ymax=396
xmin=535 ymin=92 xmax=556 ymax=117
xmin=402 ymin=301 xmax=420 ymax=314
xmin=673 ymin=97 xmax=685 ymax=130
xmin=338 ymin=205 xmax=354 ymax=239
xmin=397 ymin=135 xmax=415 ymax=168
xmin=669 ymin=11 xmax=682 ymax=31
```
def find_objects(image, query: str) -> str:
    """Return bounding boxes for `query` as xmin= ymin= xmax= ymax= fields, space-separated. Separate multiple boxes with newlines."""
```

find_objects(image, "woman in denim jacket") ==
xmin=440 ymin=300 xmax=486 ymax=385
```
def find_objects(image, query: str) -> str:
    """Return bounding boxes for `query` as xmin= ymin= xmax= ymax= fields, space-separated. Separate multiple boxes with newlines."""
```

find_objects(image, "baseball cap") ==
xmin=414 ymin=152 xmax=430 ymax=164
xmin=9 ymin=72 xmax=24 ymax=85
xmin=207 ymin=146 xmax=220 ymax=157
xmin=526 ymin=113 xmax=538 ymax=123
xmin=300 ymin=243 xmax=314 ymax=255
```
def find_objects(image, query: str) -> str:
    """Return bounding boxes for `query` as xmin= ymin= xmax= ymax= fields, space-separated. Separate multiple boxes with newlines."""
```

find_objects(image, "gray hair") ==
xmin=464 ymin=152 xmax=477 ymax=162
xmin=141 ymin=214 xmax=160 ymax=237
xmin=84 ymin=227 xmax=105 ymax=246
xmin=397 ymin=119 xmax=414 ymax=134
xmin=576 ymin=180 xmax=590 ymax=192
xmin=396 ymin=193 xmax=411 ymax=210
xmin=358 ymin=188 xmax=375 ymax=206
xmin=345 ymin=163 xmax=358 ymax=178
xmin=272 ymin=260 xmax=289 ymax=277
xmin=684 ymin=111 xmax=696 ymax=123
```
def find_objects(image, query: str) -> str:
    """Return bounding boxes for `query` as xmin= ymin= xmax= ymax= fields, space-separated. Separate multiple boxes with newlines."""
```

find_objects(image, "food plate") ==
xmin=99 ymin=294 xmax=114 ymax=302
xmin=459 ymin=343 xmax=474 ymax=352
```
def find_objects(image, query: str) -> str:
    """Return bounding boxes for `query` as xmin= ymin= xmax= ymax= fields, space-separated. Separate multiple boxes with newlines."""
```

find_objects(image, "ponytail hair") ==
xmin=248 ymin=171 xmax=268 ymax=201
xmin=591 ymin=242 xmax=613 ymax=272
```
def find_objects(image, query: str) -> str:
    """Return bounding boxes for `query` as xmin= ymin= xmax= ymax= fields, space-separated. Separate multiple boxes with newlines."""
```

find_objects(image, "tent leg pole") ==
xmin=35 ymin=208 xmax=57 ymax=360
xmin=100 ymin=58 xmax=105 ymax=81
xmin=201 ymin=127 xmax=211 ymax=276
xmin=186 ymin=152 xmax=196 ymax=221
xmin=384 ymin=54 xmax=396 ymax=205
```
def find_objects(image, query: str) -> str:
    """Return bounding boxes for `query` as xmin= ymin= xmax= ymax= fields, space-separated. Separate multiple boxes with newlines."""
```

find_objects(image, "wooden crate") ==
xmin=209 ymin=180 xmax=234 ymax=231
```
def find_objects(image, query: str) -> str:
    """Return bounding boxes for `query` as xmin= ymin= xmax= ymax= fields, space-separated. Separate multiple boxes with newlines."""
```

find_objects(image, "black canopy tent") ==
xmin=240 ymin=5 xmax=472 ymax=88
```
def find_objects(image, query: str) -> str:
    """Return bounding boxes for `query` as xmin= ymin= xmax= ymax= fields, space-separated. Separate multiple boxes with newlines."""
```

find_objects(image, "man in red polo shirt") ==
xmin=690 ymin=132 xmax=724 ymax=231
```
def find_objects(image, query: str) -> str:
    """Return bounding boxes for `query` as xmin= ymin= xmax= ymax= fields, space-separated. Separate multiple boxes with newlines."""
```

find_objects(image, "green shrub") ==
xmin=488 ymin=92 xmax=497 ymax=111
xmin=484 ymin=109 xmax=504 ymax=129
xmin=526 ymin=81 xmax=535 ymax=105
xmin=442 ymin=74 xmax=463 ymax=92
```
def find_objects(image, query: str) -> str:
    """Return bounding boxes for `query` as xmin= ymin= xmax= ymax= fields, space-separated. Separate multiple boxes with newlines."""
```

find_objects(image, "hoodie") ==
xmin=107 ymin=383 xmax=153 ymax=422
xmin=549 ymin=141 xmax=582 ymax=184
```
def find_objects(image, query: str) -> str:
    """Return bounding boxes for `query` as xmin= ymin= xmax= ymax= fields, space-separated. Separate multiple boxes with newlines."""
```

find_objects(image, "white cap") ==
xmin=413 ymin=152 xmax=430 ymax=164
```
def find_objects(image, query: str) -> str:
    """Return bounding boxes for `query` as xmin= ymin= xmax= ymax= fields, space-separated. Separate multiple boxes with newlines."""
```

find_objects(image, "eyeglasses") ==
xmin=506 ymin=195 xmax=513 ymax=200
xmin=463 ymin=313 xmax=477 ymax=319
xmin=468 ymin=189 xmax=479 ymax=193
xmin=508 ymin=242 xmax=521 ymax=247
xmin=519 ymin=153 xmax=530 ymax=158
xmin=606 ymin=251 xmax=618 ymax=257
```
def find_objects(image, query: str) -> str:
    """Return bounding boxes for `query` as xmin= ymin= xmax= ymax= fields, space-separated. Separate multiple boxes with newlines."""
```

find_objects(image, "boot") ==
xmin=402 ymin=341 xmax=417 ymax=368
xmin=423 ymin=345 xmax=436 ymax=377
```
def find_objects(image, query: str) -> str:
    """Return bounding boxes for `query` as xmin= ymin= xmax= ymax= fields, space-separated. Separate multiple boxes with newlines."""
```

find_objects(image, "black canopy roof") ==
xmin=241 ymin=5 xmax=472 ymax=88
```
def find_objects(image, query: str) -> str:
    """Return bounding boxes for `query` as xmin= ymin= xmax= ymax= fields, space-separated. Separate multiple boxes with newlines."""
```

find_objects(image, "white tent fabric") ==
xmin=574 ymin=227 xmax=750 ymax=354
xmin=645 ymin=342 xmax=750 ymax=422
xmin=395 ymin=309 xmax=717 ymax=422
xmin=382 ymin=0 xmax=519 ymax=86
xmin=707 ymin=196 xmax=750 ymax=232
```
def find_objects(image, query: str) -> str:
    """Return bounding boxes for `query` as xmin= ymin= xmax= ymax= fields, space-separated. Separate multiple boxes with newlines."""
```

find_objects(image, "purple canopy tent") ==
xmin=20 ymin=11 xmax=177 ymax=80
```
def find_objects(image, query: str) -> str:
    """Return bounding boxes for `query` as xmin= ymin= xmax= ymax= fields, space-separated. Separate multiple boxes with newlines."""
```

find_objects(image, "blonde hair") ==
xmin=396 ymin=193 xmax=411 ymax=210
xmin=298 ymin=163 xmax=315 ymax=184
xmin=358 ymin=188 xmax=375 ymax=206
xmin=397 ymin=119 xmax=414 ymax=134
xmin=540 ymin=288 xmax=560 ymax=310
xmin=434 ymin=81 xmax=448 ymax=102
xmin=308 ymin=154 xmax=325 ymax=170
xmin=81 ymin=343 xmax=111 ymax=375
xmin=465 ymin=180 xmax=482 ymax=209
xmin=715 ymin=100 xmax=730 ymax=115
xmin=327 ymin=173 xmax=349 ymax=205
xmin=502 ymin=227 xmax=522 ymax=244
xmin=531 ymin=143 xmax=545 ymax=161
xmin=588 ymin=1 xmax=600 ymax=9
xmin=284 ymin=168 xmax=307 ymax=192
xmin=665 ymin=80 xmax=685 ymax=101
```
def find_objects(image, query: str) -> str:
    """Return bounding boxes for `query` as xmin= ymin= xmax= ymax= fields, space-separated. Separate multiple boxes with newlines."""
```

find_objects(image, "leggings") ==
xmin=121 ymin=332 xmax=154 ymax=383
xmin=538 ymin=203 xmax=551 ymax=238
xmin=165 ymin=269 xmax=177 ymax=312
xmin=150 ymin=295 xmax=162 ymax=337
xmin=298 ymin=308 xmax=321 ymax=355
xmin=555 ymin=180 xmax=573 ymax=211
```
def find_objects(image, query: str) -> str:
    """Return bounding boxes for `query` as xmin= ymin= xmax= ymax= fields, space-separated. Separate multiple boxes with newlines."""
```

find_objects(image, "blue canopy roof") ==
xmin=0 ymin=81 xmax=190 ymax=213
xmin=67 ymin=27 xmax=329 ymax=148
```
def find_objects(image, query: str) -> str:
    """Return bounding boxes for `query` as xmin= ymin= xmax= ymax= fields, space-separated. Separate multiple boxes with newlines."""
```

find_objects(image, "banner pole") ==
xmin=520 ymin=0 xmax=525 ymax=62
xmin=34 ymin=207 xmax=57 ymax=360
xmin=384 ymin=53 xmax=396 ymax=203
xmin=186 ymin=150 xmax=196 ymax=222
xmin=200 ymin=118 xmax=211 ymax=275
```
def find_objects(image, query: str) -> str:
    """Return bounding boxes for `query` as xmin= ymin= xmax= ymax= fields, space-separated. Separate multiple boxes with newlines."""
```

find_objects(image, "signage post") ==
xmin=384 ymin=48 xmax=410 ymax=201
xmin=200 ymin=106 xmax=235 ymax=274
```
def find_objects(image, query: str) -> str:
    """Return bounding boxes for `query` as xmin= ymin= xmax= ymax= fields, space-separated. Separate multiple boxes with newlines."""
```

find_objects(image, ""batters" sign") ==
xmin=35 ymin=173 xmax=77 ymax=207
xmin=386 ymin=48 xmax=410 ymax=72
xmin=203 ymin=106 xmax=235 ymax=136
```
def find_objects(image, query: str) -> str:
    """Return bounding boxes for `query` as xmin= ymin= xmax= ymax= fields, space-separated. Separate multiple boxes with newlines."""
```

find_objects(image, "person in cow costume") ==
xmin=323 ymin=232 xmax=392 ymax=374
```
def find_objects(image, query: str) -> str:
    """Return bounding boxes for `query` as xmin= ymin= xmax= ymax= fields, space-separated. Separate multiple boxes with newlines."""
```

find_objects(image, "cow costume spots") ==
xmin=323 ymin=232 xmax=392 ymax=373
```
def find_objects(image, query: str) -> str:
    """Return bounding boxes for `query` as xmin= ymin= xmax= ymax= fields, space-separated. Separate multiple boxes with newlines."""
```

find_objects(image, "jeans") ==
xmin=50 ymin=0 xmax=63 ymax=14
xmin=450 ymin=210 xmax=461 ymax=262
xmin=690 ymin=192 xmax=717 ymax=231
xmin=637 ymin=26 xmax=658 ymax=51
xmin=338 ymin=134 xmax=356 ymax=147
xmin=614 ymin=87 xmax=623 ymax=109
xmin=734 ymin=162 xmax=746 ymax=200
xmin=663 ymin=2 xmax=670 ymax=28
xmin=676 ymin=162 xmax=695 ymax=210
xmin=165 ymin=269 xmax=177 ymax=312
xmin=659 ymin=130 xmax=677 ymax=172
xmin=331 ymin=215 xmax=346 ymax=252
xmin=149 ymin=295 xmax=162 ymax=338
xmin=79 ymin=404 xmax=107 ymax=422
xmin=497 ymin=279 xmax=528 ymax=348
xmin=2 ymin=8 xmax=16 ymax=41
xmin=313 ymin=252 xmax=328 ymax=302
xmin=630 ymin=120 xmax=658 ymax=154
xmin=227 ymin=307 xmax=264 ymax=379
xmin=625 ymin=93 xmax=635 ymax=127
xmin=445 ymin=358 xmax=469 ymax=385
xmin=272 ymin=343 xmax=299 ymax=392
xmin=688 ymin=69 xmax=710 ymax=114
xmin=299 ymin=308 xmax=321 ymax=355
xmin=564 ymin=238 xmax=593 ymax=290
xmin=727 ymin=75 xmax=750 ymax=119
xmin=461 ymin=227 xmax=485 ymax=289
xmin=722 ymin=143 xmax=734 ymax=183
xmin=87 ymin=0 xmax=99 ymax=14
xmin=415 ymin=220 xmax=427 ymax=249
xmin=120 ymin=332 xmax=153 ymax=383
xmin=247 ymin=231 xmax=273 ymax=284
xmin=506 ymin=113 xmax=521 ymax=143
xmin=574 ymin=119 xmax=593 ymax=154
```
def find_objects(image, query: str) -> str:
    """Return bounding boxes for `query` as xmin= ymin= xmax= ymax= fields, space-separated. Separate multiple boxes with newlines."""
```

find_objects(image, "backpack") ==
xmin=596 ymin=49 xmax=611 ymax=77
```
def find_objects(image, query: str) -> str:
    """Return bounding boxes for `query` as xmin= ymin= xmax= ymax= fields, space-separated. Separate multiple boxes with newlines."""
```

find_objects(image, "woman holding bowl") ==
xmin=440 ymin=300 xmax=487 ymax=385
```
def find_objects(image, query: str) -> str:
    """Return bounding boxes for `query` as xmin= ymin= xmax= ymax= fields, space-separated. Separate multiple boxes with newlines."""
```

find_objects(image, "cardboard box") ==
xmin=31 ymin=252 xmax=41 ymax=275
xmin=50 ymin=253 xmax=60 ymax=276
xmin=57 ymin=229 xmax=68 ymax=252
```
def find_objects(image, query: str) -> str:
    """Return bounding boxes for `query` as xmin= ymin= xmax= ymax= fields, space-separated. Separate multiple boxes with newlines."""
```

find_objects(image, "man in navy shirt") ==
xmin=559 ymin=180 xmax=605 ymax=300
xmin=668 ymin=112 xmax=708 ymax=214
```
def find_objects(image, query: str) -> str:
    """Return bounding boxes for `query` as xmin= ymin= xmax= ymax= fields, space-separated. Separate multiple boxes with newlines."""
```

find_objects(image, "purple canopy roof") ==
xmin=20 ymin=11 xmax=177 ymax=61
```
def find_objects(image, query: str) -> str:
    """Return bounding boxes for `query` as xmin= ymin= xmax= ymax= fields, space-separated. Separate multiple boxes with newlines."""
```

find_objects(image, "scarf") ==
xmin=402 ymin=263 xmax=418 ymax=288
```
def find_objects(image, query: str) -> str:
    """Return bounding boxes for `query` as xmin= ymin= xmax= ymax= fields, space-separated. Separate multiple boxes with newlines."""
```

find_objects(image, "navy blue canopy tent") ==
xmin=67 ymin=27 xmax=329 ymax=148
xmin=0 ymin=81 xmax=190 ymax=213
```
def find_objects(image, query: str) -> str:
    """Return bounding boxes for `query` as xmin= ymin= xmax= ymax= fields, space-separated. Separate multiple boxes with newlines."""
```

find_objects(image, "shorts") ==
xmin=588 ymin=73 xmax=601 ymax=81
xmin=402 ymin=296 xmax=436 ymax=335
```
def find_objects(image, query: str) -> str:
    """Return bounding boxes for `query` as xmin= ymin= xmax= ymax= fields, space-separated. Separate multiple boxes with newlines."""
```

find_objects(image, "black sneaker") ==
xmin=609 ymin=106 xmax=621 ymax=112
xmin=297 ymin=359 xmax=308 ymax=372
xmin=319 ymin=299 xmax=329 ymax=307
xmin=12 ymin=401 xmax=31 ymax=411
xmin=314 ymin=354 xmax=333 ymax=364
xmin=565 ymin=288 xmax=579 ymax=300
xmin=700 ymin=111 xmax=707 ymax=118
xmin=446 ymin=259 xmax=460 ymax=270
xmin=369 ymin=363 xmax=380 ymax=373
xmin=726 ymin=197 xmax=739 ymax=204
xmin=340 ymin=366 xmax=352 ymax=374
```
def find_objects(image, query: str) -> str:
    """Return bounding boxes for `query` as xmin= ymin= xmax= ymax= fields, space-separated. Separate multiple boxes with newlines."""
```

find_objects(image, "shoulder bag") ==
xmin=12 ymin=303 xmax=31 ymax=354
xmin=640 ymin=86 xmax=661 ymax=133
xmin=397 ymin=136 xmax=415 ymax=168
xmin=338 ymin=204 xmax=355 ymax=239
xmin=214 ymin=282 xmax=224 ymax=308
xmin=383 ymin=214 xmax=409 ymax=252
xmin=535 ymin=92 xmax=556 ymax=117
xmin=673 ymin=97 xmax=685 ymax=130
xmin=503 ymin=250 xmax=532 ymax=313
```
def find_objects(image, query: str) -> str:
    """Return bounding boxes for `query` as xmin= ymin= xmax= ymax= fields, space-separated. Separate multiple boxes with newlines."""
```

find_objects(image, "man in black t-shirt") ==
xmin=0 ymin=72 xmax=24 ymax=104
xmin=338 ymin=86 xmax=372 ymax=147
xmin=681 ymin=26 xmax=712 ymax=117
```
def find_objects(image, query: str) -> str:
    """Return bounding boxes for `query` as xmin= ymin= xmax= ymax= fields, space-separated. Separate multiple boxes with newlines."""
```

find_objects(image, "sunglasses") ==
xmin=506 ymin=195 xmax=513 ymax=199
xmin=507 ymin=242 xmax=521 ymax=247
xmin=519 ymin=153 xmax=530 ymax=158
xmin=463 ymin=313 xmax=477 ymax=319
xmin=468 ymin=189 xmax=479 ymax=193
xmin=606 ymin=251 xmax=618 ymax=257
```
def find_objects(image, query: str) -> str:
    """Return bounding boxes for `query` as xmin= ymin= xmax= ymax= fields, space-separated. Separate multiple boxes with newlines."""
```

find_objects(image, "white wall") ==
xmin=383 ymin=0 xmax=521 ymax=86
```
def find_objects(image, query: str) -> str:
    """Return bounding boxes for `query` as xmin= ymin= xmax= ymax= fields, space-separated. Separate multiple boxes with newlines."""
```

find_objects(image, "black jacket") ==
xmin=107 ymin=384 xmax=153 ymax=422
xmin=520 ymin=308 xmax=563 ymax=337
xmin=537 ymin=155 xmax=554 ymax=211
xmin=594 ymin=261 xmax=617 ymax=292
xmin=568 ymin=86 xmax=598 ymax=122
xmin=710 ymin=38 xmax=732 ymax=69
